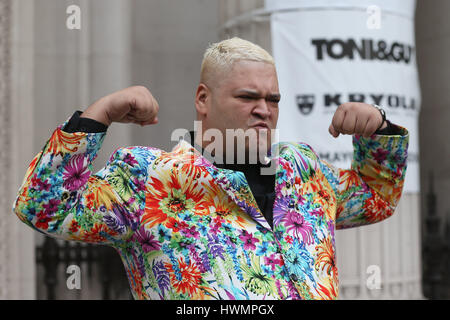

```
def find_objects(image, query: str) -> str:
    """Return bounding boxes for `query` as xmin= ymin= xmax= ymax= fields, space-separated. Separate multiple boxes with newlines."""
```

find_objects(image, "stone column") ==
xmin=416 ymin=0 xmax=450 ymax=299
xmin=30 ymin=0 xmax=134 ymax=299
xmin=0 ymin=0 xmax=13 ymax=299
xmin=219 ymin=0 xmax=423 ymax=299
xmin=1 ymin=0 xmax=37 ymax=299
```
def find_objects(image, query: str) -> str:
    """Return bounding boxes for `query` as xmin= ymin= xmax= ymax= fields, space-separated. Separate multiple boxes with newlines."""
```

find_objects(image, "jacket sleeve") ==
xmin=319 ymin=124 xmax=409 ymax=229
xmin=12 ymin=119 xmax=154 ymax=246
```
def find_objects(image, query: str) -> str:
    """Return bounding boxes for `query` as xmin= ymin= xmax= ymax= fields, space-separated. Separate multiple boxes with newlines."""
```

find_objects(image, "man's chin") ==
xmin=207 ymin=127 xmax=274 ymax=164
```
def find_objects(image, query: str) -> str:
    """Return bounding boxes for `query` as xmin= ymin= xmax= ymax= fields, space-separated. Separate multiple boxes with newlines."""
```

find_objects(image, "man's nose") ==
xmin=252 ymin=99 xmax=271 ymax=119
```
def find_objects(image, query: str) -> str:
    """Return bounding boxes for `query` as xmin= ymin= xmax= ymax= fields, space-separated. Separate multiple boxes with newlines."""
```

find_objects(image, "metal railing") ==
xmin=36 ymin=237 xmax=132 ymax=300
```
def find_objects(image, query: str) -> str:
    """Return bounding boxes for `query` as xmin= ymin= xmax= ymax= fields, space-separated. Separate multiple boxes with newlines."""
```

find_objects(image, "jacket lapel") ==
xmin=205 ymin=165 xmax=273 ymax=230
xmin=172 ymin=139 xmax=273 ymax=230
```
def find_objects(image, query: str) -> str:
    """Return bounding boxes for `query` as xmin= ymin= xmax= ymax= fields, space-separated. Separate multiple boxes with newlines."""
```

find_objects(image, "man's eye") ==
xmin=239 ymin=96 xmax=254 ymax=100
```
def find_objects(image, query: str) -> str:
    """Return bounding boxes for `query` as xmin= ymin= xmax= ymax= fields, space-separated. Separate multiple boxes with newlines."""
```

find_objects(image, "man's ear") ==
xmin=195 ymin=83 xmax=210 ymax=117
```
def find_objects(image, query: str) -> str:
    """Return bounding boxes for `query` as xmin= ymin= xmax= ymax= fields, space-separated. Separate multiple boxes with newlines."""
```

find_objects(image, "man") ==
xmin=13 ymin=37 xmax=408 ymax=300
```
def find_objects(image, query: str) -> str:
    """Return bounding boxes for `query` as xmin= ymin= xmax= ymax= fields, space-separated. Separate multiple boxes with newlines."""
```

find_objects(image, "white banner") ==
xmin=268 ymin=0 xmax=420 ymax=193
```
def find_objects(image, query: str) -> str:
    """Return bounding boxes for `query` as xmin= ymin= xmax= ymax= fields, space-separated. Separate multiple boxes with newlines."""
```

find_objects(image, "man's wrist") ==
xmin=373 ymin=104 xmax=387 ymax=130
xmin=378 ymin=120 xmax=388 ymax=130
xmin=81 ymin=97 xmax=112 ymax=126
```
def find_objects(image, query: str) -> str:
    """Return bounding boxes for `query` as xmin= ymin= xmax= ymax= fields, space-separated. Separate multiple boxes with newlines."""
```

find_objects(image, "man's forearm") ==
xmin=80 ymin=96 xmax=114 ymax=126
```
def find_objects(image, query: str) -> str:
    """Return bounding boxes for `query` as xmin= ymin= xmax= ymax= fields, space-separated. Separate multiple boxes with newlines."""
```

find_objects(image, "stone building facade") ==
xmin=1 ymin=0 xmax=448 ymax=299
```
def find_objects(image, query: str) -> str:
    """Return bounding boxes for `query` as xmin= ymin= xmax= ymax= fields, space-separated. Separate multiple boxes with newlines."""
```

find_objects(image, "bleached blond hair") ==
xmin=200 ymin=37 xmax=275 ymax=88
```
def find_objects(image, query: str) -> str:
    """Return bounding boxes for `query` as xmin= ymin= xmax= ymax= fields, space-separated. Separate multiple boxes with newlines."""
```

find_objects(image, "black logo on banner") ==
xmin=296 ymin=95 xmax=315 ymax=115
xmin=323 ymin=93 xmax=417 ymax=110
xmin=295 ymin=93 xmax=417 ymax=114
xmin=311 ymin=38 xmax=415 ymax=64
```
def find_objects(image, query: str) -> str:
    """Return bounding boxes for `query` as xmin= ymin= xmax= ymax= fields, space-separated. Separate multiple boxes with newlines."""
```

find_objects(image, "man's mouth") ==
xmin=250 ymin=122 xmax=269 ymax=129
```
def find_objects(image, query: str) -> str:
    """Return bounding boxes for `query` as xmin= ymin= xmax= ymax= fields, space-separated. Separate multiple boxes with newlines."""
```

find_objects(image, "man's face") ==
xmin=197 ymin=60 xmax=280 ymax=162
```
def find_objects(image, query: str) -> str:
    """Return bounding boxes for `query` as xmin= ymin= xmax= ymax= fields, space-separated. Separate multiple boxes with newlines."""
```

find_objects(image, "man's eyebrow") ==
xmin=235 ymin=89 xmax=261 ymax=96
xmin=267 ymin=93 xmax=281 ymax=100
xmin=236 ymin=89 xmax=281 ymax=100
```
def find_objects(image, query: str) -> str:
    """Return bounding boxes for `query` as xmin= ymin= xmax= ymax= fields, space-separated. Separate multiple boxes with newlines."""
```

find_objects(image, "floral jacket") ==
xmin=13 ymin=118 xmax=409 ymax=300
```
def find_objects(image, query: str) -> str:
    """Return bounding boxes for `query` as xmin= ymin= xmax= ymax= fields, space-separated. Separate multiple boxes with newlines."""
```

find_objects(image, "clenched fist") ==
xmin=81 ymin=86 xmax=159 ymax=127
xmin=328 ymin=102 xmax=386 ymax=138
